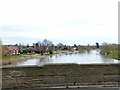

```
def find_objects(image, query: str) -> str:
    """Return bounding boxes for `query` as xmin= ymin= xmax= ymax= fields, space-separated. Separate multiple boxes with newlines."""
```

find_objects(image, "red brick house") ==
xmin=2 ymin=45 xmax=20 ymax=56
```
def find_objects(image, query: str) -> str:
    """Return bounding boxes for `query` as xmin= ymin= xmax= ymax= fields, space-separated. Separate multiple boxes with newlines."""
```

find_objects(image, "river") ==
xmin=10 ymin=50 xmax=119 ymax=67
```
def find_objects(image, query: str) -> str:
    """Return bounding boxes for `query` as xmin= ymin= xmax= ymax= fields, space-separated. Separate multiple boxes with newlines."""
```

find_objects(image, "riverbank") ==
xmin=2 ymin=50 xmax=71 ymax=66
xmin=106 ymin=51 xmax=119 ymax=60
xmin=2 ymin=54 xmax=46 ymax=65
xmin=100 ymin=50 xmax=119 ymax=60
xmin=100 ymin=44 xmax=119 ymax=60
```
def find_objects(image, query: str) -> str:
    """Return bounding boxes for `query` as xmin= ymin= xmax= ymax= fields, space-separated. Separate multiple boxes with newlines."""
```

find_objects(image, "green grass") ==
xmin=100 ymin=44 xmax=119 ymax=60
xmin=43 ymin=52 xmax=50 ymax=55
xmin=43 ymin=51 xmax=61 ymax=55
xmin=107 ymin=51 xmax=119 ymax=60
xmin=2 ymin=50 xmax=69 ymax=59
xmin=2 ymin=54 xmax=25 ymax=59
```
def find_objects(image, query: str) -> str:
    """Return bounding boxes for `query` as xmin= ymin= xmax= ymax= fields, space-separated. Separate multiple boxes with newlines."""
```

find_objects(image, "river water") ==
xmin=11 ymin=50 xmax=119 ymax=67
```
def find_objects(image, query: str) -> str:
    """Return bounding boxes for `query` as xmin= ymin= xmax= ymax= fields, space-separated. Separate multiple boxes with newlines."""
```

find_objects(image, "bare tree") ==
xmin=36 ymin=39 xmax=54 ymax=55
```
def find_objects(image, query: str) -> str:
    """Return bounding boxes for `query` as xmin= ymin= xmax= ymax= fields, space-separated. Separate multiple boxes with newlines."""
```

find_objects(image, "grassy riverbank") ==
xmin=43 ymin=50 xmax=68 ymax=55
xmin=2 ymin=54 xmax=26 ymax=59
xmin=100 ymin=43 xmax=119 ymax=60
xmin=2 ymin=53 xmax=41 ymax=65
xmin=106 ymin=51 xmax=119 ymax=60
xmin=2 ymin=50 xmax=69 ymax=65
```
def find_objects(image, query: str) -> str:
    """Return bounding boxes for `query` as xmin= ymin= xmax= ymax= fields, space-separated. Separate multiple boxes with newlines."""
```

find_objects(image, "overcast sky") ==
xmin=0 ymin=0 xmax=119 ymax=45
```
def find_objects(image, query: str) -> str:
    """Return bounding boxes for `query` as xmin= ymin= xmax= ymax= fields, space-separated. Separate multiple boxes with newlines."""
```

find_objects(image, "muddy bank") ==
xmin=2 ymin=64 xmax=119 ymax=89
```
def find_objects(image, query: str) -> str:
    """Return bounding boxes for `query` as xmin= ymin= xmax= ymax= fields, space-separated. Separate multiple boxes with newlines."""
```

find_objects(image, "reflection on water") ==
xmin=11 ymin=50 xmax=119 ymax=67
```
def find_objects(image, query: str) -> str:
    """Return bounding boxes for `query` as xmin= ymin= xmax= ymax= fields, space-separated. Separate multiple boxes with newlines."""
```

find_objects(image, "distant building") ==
xmin=22 ymin=46 xmax=37 ymax=53
xmin=2 ymin=45 xmax=20 ymax=56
